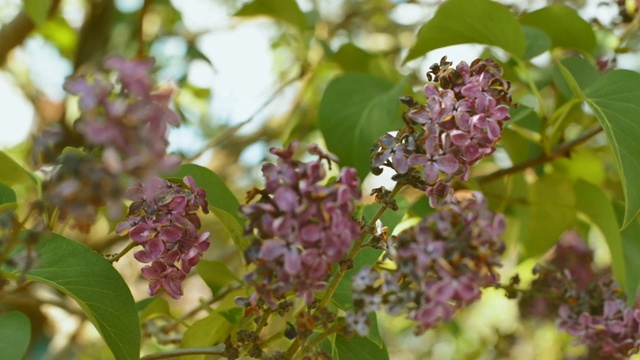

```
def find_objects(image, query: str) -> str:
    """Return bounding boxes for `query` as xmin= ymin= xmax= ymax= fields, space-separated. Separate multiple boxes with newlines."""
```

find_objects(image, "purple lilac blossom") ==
xmin=371 ymin=57 xmax=513 ymax=206
xmin=117 ymin=176 xmax=210 ymax=299
xmin=347 ymin=192 xmax=505 ymax=335
xmin=241 ymin=142 xmax=362 ymax=308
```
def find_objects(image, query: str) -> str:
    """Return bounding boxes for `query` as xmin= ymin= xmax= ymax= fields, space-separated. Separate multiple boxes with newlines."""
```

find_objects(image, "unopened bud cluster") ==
xmin=117 ymin=176 xmax=210 ymax=299
xmin=241 ymin=142 xmax=361 ymax=307
xmin=371 ymin=57 xmax=513 ymax=206
xmin=347 ymin=192 xmax=505 ymax=335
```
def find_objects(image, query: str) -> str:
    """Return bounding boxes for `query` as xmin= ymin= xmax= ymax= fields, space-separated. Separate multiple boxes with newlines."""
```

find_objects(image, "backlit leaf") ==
xmin=0 ymin=311 xmax=30 ymax=360
xmin=520 ymin=4 xmax=596 ymax=53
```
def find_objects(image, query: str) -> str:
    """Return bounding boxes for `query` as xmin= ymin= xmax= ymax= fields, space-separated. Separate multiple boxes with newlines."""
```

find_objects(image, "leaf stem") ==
xmin=108 ymin=241 xmax=138 ymax=263
xmin=476 ymin=125 xmax=603 ymax=184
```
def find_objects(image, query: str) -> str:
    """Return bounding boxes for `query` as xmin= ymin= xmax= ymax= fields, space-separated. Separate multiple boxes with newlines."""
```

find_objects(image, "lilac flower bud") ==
xmin=241 ymin=142 xmax=362 ymax=308
xmin=371 ymin=57 xmax=513 ymax=206
xmin=117 ymin=176 xmax=210 ymax=299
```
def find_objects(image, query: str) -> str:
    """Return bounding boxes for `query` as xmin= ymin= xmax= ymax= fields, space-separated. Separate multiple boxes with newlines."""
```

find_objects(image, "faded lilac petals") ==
xmin=370 ymin=57 xmax=513 ymax=205
xmin=241 ymin=143 xmax=362 ymax=308
xmin=117 ymin=176 xmax=211 ymax=299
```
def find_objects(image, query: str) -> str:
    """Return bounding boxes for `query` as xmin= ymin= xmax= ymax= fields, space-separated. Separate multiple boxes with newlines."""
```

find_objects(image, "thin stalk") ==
xmin=140 ymin=347 xmax=223 ymax=360
xmin=108 ymin=241 xmax=137 ymax=263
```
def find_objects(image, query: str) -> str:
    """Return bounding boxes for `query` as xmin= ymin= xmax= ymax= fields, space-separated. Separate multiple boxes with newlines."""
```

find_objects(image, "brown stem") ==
xmin=140 ymin=347 xmax=223 ymax=360
xmin=476 ymin=125 xmax=603 ymax=185
xmin=0 ymin=0 xmax=62 ymax=65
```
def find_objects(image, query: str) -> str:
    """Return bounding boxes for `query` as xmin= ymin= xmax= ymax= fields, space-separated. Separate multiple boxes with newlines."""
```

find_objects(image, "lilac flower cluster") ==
xmin=116 ymin=176 xmax=210 ymax=299
xmin=347 ymin=192 xmax=505 ymax=335
xmin=64 ymin=56 xmax=181 ymax=180
xmin=371 ymin=57 xmax=513 ymax=206
xmin=241 ymin=142 xmax=362 ymax=307
xmin=524 ymin=231 xmax=640 ymax=359
xmin=42 ymin=56 xmax=181 ymax=232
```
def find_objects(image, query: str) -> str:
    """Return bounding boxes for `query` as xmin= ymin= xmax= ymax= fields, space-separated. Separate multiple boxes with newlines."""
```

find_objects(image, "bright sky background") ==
xmin=0 ymin=0 xmax=633 ymax=153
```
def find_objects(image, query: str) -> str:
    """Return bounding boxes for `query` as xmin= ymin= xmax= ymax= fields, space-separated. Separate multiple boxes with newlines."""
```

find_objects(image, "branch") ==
xmin=140 ymin=347 xmax=223 ymax=360
xmin=0 ymin=0 xmax=62 ymax=64
xmin=476 ymin=125 xmax=603 ymax=185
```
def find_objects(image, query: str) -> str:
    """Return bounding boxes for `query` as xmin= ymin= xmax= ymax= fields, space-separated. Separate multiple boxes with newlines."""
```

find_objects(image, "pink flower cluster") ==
xmin=371 ymin=57 xmax=513 ymax=206
xmin=348 ymin=192 xmax=505 ymax=335
xmin=64 ymin=56 xmax=181 ymax=180
xmin=117 ymin=176 xmax=210 ymax=299
xmin=241 ymin=142 xmax=362 ymax=307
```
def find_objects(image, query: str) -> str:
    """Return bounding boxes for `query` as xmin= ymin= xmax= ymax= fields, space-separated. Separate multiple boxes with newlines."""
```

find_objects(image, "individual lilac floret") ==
xmin=371 ymin=57 xmax=513 ymax=206
xmin=64 ymin=56 xmax=181 ymax=181
xmin=241 ymin=142 xmax=362 ymax=308
xmin=117 ymin=176 xmax=210 ymax=299
xmin=353 ymin=192 xmax=505 ymax=334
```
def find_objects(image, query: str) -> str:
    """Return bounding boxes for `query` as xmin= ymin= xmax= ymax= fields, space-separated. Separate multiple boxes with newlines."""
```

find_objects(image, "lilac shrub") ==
xmin=348 ymin=192 xmax=506 ymax=335
xmin=371 ymin=57 xmax=513 ymax=205
xmin=241 ymin=142 xmax=362 ymax=307
xmin=117 ymin=176 xmax=210 ymax=299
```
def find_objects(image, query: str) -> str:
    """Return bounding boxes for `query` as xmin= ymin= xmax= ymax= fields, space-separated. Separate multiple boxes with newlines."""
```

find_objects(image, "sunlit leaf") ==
xmin=552 ymin=56 xmax=599 ymax=99
xmin=235 ymin=0 xmax=306 ymax=30
xmin=582 ymin=70 xmax=640 ymax=229
xmin=520 ymin=4 xmax=596 ymax=53
xmin=0 ymin=311 xmax=30 ymax=360
xmin=334 ymin=333 xmax=389 ymax=360
xmin=0 ymin=151 xmax=35 ymax=186
xmin=522 ymin=173 xmax=575 ymax=257
xmin=574 ymin=180 xmax=625 ymax=290
xmin=3 ymin=232 xmax=140 ymax=360
xmin=405 ymin=0 xmax=525 ymax=63
xmin=137 ymin=297 xmax=171 ymax=323
xmin=170 ymin=164 xmax=247 ymax=248
xmin=319 ymin=74 xmax=406 ymax=179
xmin=521 ymin=25 xmax=551 ymax=61
xmin=181 ymin=311 xmax=233 ymax=360
xmin=197 ymin=259 xmax=241 ymax=295
xmin=24 ymin=0 xmax=52 ymax=27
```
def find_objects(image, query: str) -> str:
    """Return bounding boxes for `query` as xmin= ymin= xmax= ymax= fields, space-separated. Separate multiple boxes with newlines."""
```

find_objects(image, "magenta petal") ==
xmin=130 ymin=223 xmax=155 ymax=244
xmin=423 ymin=163 xmax=439 ymax=183
xmin=301 ymin=224 xmax=323 ymax=243
xmin=487 ymin=120 xmax=501 ymax=140
xmin=449 ymin=130 xmax=469 ymax=145
xmin=492 ymin=105 xmax=510 ymax=120
xmin=145 ymin=237 xmax=166 ymax=258
xmin=260 ymin=240 xmax=287 ymax=261
xmin=159 ymin=226 xmax=183 ymax=243
xmin=393 ymin=152 xmax=409 ymax=173
xmin=274 ymin=187 xmax=298 ymax=212
xmin=284 ymin=250 xmax=301 ymax=274
xmin=408 ymin=154 xmax=429 ymax=167
xmin=134 ymin=249 xmax=155 ymax=263
xmin=436 ymin=155 xmax=459 ymax=174
xmin=464 ymin=143 xmax=480 ymax=162
xmin=163 ymin=277 xmax=184 ymax=299
xmin=424 ymin=84 xmax=440 ymax=98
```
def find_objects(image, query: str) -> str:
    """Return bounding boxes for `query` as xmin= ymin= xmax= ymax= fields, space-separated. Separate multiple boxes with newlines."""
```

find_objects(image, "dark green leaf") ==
xmin=0 ymin=311 xmax=30 ymax=360
xmin=196 ymin=259 xmax=241 ymax=295
xmin=520 ymin=4 xmax=596 ymax=53
xmin=0 ymin=151 xmax=35 ymax=186
xmin=574 ymin=180 xmax=625 ymax=290
xmin=521 ymin=25 xmax=551 ymax=61
xmin=583 ymin=70 xmax=640 ymax=228
xmin=0 ymin=182 xmax=16 ymax=206
xmin=4 ymin=232 xmax=140 ymax=360
xmin=319 ymin=74 xmax=406 ymax=179
xmin=366 ymin=312 xmax=383 ymax=348
xmin=181 ymin=311 xmax=233 ymax=360
xmin=24 ymin=0 xmax=52 ymax=27
xmin=405 ymin=0 xmax=525 ymax=63
xmin=552 ymin=56 xmax=599 ymax=99
xmin=235 ymin=0 xmax=306 ymax=30
xmin=615 ymin=203 xmax=640 ymax=305
xmin=170 ymin=164 xmax=247 ymax=247
xmin=509 ymin=104 xmax=540 ymax=132
xmin=334 ymin=333 xmax=389 ymax=360
xmin=522 ymin=173 xmax=575 ymax=257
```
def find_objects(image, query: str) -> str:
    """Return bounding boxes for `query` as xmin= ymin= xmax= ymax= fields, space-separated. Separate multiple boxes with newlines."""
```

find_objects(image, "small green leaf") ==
xmin=170 ymin=164 xmax=247 ymax=248
xmin=196 ymin=259 xmax=241 ymax=295
xmin=0 ymin=311 xmax=30 ymax=360
xmin=366 ymin=312 xmax=383 ymax=348
xmin=0 ymin=151 xmax=35 ymax=186
xmin=3 ymin=232 xmax=140 ymax=360
xmin=319 ymin=74 xmax=406 ymax=179
xmin=583 ymin=70 xmax=640 ymax=229
xmin=24 ymin=0 xmax=53 ymax=27
xmin=521 ymin=25 xmax=551 ymax=61
xmin=334 ymin=333 xmax=389 ymax=360
xmin=0 ymin=182 xmax=16 ymax=206
xmin=520 ymin=4 xmax=596 ymax=53
xmin=235 ymin=0 xmax=306 ymax=30
xmin=553 ymin=56 xmax=599 ymax=99
xmin=181 ymin=311 xmax=233 ymax=360
xmin=523 ymin=173 xmax=576 ymax=257
xmin=405 ymin=0 xmax=525 ymax=63
xmin=137 ymin=297 xmax=171 ymax=323
xmin=574 ymin=180 xmax=625 ymax=290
